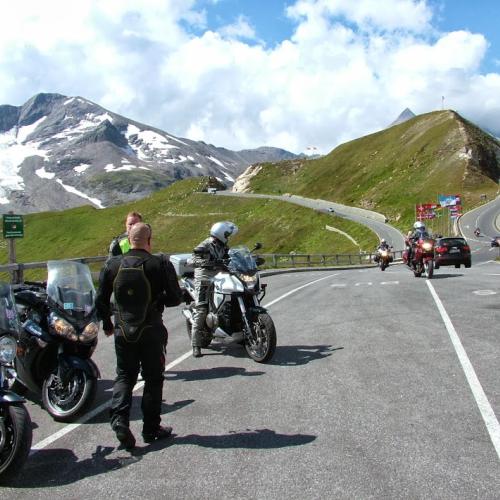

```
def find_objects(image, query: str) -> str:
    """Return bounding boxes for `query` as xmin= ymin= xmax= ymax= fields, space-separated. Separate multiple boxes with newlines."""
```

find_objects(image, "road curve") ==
xmin=215 ymin=191 xmax=406 ymax=250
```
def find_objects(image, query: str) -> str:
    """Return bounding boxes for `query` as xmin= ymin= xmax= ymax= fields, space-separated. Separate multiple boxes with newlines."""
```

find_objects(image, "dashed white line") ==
xmin=426 ymin=280 xmax=500 ymax=460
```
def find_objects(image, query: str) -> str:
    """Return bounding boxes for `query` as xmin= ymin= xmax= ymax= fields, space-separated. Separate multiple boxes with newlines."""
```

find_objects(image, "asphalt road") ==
xmin=4 ymin=263 xmax=499 ymax=498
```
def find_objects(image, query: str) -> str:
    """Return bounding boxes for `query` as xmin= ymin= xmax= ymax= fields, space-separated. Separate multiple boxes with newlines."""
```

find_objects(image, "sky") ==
xmin=1 ymin=0 xmax=500 ymax=155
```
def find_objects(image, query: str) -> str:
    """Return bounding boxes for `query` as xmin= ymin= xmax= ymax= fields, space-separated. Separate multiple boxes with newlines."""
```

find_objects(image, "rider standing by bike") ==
xmin=190 ymin=221 xmax=238 ymax=358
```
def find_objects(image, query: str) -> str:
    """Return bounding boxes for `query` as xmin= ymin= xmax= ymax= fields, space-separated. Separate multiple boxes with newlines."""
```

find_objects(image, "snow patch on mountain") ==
xmin=36 ymin=166 xmax=55 ymax=179
xmin=56 ymin=179 xmax=104 ymax=208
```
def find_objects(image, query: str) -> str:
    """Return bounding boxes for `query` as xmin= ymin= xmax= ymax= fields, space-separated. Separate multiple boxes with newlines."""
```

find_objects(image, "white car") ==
xmin=327 ymin=207 xmax=335 ymax=213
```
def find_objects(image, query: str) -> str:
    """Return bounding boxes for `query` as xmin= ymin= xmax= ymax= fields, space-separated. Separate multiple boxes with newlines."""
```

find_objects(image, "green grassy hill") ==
xmin=239 ymin=110 xmax=500 ymax=231
xmin=0 ymin=177 xmax=378 ymax=280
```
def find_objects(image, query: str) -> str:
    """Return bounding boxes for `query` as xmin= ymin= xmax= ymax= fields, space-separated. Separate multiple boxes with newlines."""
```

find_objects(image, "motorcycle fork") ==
xmin=56 ymin=345 xmax=72 ymax=386
xmin=237 ymin=296 xmax=254 ymax=341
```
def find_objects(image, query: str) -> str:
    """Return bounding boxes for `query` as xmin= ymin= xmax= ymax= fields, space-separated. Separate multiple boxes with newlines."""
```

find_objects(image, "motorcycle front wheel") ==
xmin=424 ymin=260 xmax=434 ymax=279
xmin=245 ymin=313 xmax=277 ymax=363
xmin=0 ymin=404 xmax=32 ymax=483
xmin=42 ymin=369 xmax=97 ymax=422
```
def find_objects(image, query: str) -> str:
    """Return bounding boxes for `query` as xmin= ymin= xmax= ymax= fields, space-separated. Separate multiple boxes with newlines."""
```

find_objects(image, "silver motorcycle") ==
xmin=179 ymin=244 xmax=277 ymax=363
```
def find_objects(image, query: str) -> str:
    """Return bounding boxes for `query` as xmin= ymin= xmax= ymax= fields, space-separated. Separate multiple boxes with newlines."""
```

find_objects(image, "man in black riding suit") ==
xmin=96 ymin=223 xmax=183 ymax=450
xmin=374 ymin=238 xmax=391 ymax=262
xmin=190 ymin=221 xmax=238 ymax=359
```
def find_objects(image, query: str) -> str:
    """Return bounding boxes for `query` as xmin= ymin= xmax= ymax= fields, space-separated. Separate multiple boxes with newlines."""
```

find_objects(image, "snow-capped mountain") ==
xmin=0 ymin=93 xmax=297 ymax=213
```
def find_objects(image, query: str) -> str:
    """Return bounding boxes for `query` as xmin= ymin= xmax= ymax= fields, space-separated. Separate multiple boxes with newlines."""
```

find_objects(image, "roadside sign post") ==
xmin=2 ymin=212 xmax=24 ymax=283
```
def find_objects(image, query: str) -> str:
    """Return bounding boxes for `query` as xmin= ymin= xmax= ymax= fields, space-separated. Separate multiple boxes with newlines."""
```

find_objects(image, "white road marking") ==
xmin=426 ymin=281 xmax=500 ymax=460
xmin=472 ymin=290 xmax=497 ymax=296
xmin=331 ymin=283 xmax=347 ymax=287
xmin=380 ymin=281 xmax=399 ymax=285
xmin=31 ymin=273 xmax=338 ymax=452
xmin=354 ymin=282 xmax=372 ymax=286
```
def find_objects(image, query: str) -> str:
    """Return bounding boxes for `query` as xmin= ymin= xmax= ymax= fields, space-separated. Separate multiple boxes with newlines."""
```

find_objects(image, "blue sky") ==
xmin=1 ymin=0 xmax=499 ymax=153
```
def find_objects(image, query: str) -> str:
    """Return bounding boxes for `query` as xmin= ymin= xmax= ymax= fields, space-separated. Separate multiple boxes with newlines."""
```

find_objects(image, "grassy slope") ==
xmin=246 ymin=111 xmax=500 ymax=231
xmin=0 ymin=177 xmax=378 ymax=280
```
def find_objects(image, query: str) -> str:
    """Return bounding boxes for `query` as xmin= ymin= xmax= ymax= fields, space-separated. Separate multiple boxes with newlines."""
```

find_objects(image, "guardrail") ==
xmin=0 ymin=250 xmax=405 ymax=284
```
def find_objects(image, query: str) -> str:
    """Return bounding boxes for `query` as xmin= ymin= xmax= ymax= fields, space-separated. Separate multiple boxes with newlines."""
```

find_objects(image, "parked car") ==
xmin=491 ymin=236 xmax=500 ymax=247
xmin=434 ymin=237 xmax=471 ymax=269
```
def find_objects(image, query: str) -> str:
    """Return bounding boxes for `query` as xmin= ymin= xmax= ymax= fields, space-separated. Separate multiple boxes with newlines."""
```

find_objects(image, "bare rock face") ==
xmin=232 ymin=164 xmax=263 ymax=192
xmin=0 ymin=93 xmax=298 ymax=213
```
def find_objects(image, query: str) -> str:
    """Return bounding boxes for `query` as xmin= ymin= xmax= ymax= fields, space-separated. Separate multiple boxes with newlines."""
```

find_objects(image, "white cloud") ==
xmin=0 ymin=0 xmax=499 ymax=155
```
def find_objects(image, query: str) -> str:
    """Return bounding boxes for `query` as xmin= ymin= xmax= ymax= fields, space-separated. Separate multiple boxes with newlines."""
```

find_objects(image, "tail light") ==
xmin=463 ymin=245 xmax=470 ymax=251
xmin=435 ymin=246 xmax=447 ymax=254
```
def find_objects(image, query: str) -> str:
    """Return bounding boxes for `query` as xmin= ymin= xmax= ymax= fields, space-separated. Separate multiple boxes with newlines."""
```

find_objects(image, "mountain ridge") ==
xmin=0 ymin=93 xmax=299 ymax=213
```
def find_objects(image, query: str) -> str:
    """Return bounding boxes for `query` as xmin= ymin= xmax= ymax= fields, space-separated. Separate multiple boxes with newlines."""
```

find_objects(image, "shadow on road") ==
xmin=172 ymin=428 xmax=316 ymax=449
xmin=270 ymin=344 xmax=343 ymax=366
xmin=165 ymin=366 xmax=265 ymax=382
xmin=430 ymin=273 xmax=463 ymax=279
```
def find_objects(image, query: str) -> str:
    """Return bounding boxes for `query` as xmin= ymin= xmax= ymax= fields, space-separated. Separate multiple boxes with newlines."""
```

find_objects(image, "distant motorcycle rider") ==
xmin=190 ymin=221 xmax=238 ymax=358
xmin=406 ymin=221 xmax=429 ymax=264
xmin=374 ymin=239 xmax=390 ymax=262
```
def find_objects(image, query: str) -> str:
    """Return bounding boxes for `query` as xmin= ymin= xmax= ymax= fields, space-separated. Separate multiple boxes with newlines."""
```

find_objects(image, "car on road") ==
xmin=327 ymin=207 xmax=335 ymax=213
xmin=491 ymin=236 xmax=500 ymax=247
xmin=434 ymin=237 xmax=471 ymax=269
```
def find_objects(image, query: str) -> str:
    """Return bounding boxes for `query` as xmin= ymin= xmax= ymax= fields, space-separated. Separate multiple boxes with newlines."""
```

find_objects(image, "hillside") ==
xmin=0 ymin=177 xmax=378 ymax=280
xmin=234 ymin=110 xmax=500 ymax=229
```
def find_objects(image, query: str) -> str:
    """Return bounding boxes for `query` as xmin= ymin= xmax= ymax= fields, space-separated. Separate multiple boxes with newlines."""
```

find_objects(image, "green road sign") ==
xmin=2 ymin=214 xmax=24 ymax=238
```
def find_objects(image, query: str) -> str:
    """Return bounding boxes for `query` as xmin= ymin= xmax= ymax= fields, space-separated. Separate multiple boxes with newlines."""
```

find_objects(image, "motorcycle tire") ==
xmin=424 ymin=260 xmax=434 ymax=279
xmin=380 ymin=261 xmax=387 ymax=271
xmin=42 ymin=369 xmax=97 ymax=422
xmin=0 ymin=403 xmax=33 ymax=484
xmin=245 ymin=313 xmax=277 ymax=363
xmin=185 ymin=320 xmax=212 ymax=348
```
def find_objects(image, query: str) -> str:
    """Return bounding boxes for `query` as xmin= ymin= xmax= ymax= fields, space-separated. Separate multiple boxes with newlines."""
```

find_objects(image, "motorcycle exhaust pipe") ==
xmin=213 ymin=328 xmax=231 ymax=339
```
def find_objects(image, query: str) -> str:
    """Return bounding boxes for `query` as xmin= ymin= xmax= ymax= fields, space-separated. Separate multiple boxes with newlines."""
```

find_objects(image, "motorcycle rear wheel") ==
xmin=245 ymin=313 xmax=276 ymax=363
xmin=0 ymin=404 xmax=32 ymax=483
xmin=42 ymin=369 xmax=97 ymax=422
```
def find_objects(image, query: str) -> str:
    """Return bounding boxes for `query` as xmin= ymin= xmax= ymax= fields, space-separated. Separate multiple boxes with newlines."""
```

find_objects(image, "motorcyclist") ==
xmin=190 ymin=221 xmax=238 ymax=358
xmin=374 ymin=239 xmax=391 ymax=262
xmin=474 ymin=227 xmax=480 ymax=237
xmin=406 ymin=221 xmax=429 ymax=264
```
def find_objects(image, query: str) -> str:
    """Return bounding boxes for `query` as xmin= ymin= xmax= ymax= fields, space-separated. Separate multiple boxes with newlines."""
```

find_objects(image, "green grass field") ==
xmin=0 ymin=177 xmax=378 ymax=281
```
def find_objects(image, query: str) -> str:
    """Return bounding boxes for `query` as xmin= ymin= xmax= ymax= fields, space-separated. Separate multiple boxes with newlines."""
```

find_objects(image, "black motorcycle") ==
xmin=12 ymin=260 xmax=100 ymax=422
xmin=0 ymin=282 xmax=32 ymax=483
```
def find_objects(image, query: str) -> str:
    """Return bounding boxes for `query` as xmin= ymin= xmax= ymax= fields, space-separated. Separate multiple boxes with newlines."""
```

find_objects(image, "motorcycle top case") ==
xmin=170 ymin=253 xmax=195 ymax=276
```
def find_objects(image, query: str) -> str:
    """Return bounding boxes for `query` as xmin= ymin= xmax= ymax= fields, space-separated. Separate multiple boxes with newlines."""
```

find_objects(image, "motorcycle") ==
xmin=375 ymin=247 xmax=393 ymax=271
xmin=180 ymin=243 xmax=277 ymax=363
xmin=403 ymin=238 xmax=435 ymax=278
xmin=0 ymin=282 xmax=32 ymax=483
xmin=474 ymin=228 xmax=480 ymax=237
xmin=12 ymin=260 xmax=100 ymax=422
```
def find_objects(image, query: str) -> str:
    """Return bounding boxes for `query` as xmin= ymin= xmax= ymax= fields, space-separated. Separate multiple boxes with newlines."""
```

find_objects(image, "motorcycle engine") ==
xmin=206 ymin=313 xmax=219 ymax=329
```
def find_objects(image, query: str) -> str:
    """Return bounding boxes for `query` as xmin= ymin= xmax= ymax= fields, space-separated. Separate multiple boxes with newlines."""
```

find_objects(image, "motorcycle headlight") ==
xmin=422 ymin=242 xmax=433 ymax=251
xmin=380 ymin=250 xmax=388 ymax=257
xmin=0 ymin=336 xmax=17 ymax=364
xmin=49 ymin=313 xmax=78 ymax=342
xmin=79 ymin=322 xmax=99 ymax=343
xmin=239 ymin=274 xmax=257 ymax=288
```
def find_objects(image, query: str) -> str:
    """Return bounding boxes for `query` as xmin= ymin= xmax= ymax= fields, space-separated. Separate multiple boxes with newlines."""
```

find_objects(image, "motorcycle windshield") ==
xmin=0 ymin=282 xmax=21 ymax=335
xmin=228 ymin=247 xmax=258 ymax=274
xmin=46 ymin=260 xmax=95 ymax=317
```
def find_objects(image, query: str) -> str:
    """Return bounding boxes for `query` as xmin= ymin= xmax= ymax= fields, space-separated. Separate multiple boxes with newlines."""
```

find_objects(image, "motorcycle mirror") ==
xmin=252 ymin=242 xmax=262 ymax=251
xmin=255 ymin=257 xmax=266 ymax=266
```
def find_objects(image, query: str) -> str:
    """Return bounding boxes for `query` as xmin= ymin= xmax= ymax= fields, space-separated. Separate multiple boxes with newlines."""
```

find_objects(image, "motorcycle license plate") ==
xmin=449 ymin=248 xmax=459 ymax=253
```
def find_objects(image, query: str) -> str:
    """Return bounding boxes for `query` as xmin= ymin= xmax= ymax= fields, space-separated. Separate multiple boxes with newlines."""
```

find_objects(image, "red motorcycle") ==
xmin=403 ymin=238 xmax=436 ymax=278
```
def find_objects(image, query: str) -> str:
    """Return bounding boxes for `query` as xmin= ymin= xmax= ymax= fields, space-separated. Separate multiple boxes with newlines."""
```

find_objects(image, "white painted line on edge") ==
xmin=426 ymin=280 xmax=500 ymax=460
xmin=32 ymin=273 xmax=337 ymax=452
xmin=263 ymin=273 xmax=338 ymax=309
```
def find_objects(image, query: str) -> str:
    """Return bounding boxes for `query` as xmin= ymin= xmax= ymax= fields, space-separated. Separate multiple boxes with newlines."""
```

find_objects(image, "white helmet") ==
xmin=414 ymin=221 xmax=425 ymax=230
xmin=380 ymin=238 xmax=386 ymax=244
xmin=210 ymin=221 xmax=238 ymax=244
